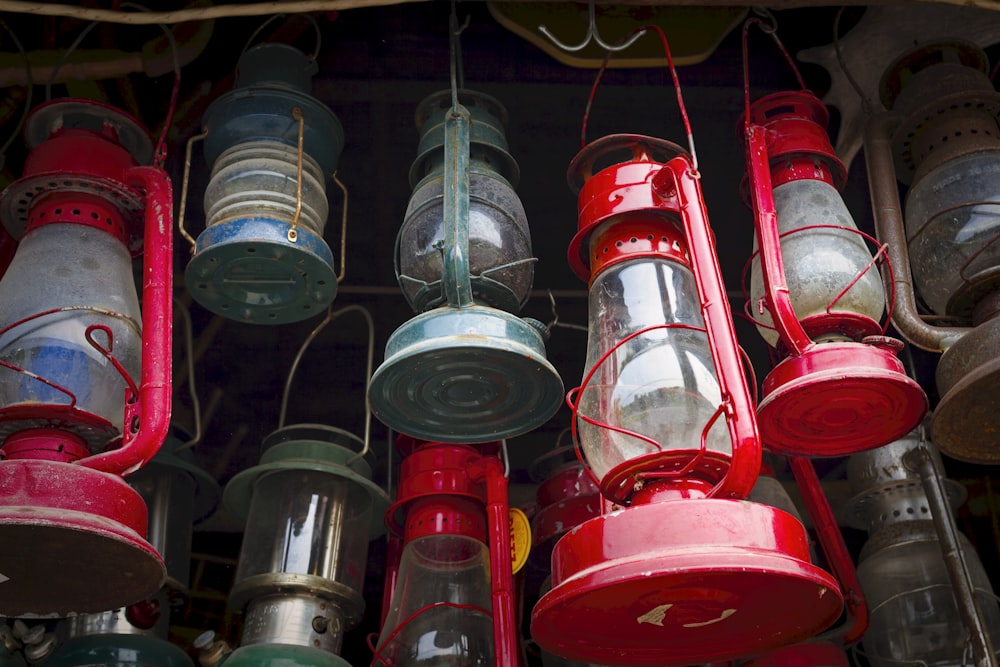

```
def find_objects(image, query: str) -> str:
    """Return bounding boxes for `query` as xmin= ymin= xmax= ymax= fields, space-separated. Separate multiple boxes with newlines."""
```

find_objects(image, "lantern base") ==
xmin=47 ymin=634 xmax=193 ymax=667
xmin=758 ymin=341 xmax=927 ymax=456
xmin=185 ymin=217 xmax=337 ymax=325
xmin=368 ymin=306 xmax=564 ymax=443
xmin=933 ymin=318 xmax=1000 ymax=462
xmin=221 ymin=643 xmax=351 ymax=667
xmin=0 ymin=460 xmax=164 ymax=617
xmin=530 ymin=499 xmax=843 ymax=667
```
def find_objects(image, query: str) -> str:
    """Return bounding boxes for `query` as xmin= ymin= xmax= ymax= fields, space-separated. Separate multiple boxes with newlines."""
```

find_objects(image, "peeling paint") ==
xmin=636 ymin=603 xmax=673 ymax=626
xmin=682 ymin=608 xmax=737 ymax=628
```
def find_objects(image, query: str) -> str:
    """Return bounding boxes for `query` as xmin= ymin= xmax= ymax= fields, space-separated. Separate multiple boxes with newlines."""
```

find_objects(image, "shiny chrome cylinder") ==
xmin=204 ymin=140 xmax=329 ymax=235
xmin=241 ymin=594 xmax=345 ymax=654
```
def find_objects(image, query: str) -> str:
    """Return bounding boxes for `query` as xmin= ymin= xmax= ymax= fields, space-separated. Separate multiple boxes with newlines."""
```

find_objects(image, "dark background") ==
xmin=2 ymin=1 xmax=999 ymax=663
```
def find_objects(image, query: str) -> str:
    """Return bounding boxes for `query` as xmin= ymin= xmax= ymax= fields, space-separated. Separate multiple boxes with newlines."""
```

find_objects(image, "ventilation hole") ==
xmin=90 ymin=212 xmax=99 ymax=220
xmin=893 ymin=510 xmax=901 ymax=517
xmin=647 ymin=235 xmax=654 ymax=241
xmin=661 ymin=236 xmax=668 ymax=242
xmin=268 ymin=313 xmax=277 ymax=319
xmin=63 ymin=180 xmax=72 ymax=187
xmin=221 ymin=303 xmax=230 ymax=309
xmin=316 ymin=280 xmax=326 ymax=286
xmin=54 ymin=208 xmax=62 ymax=214
xmin=246 ymin=247 xmax=256 ymax=253
xmin=106 ymin=218 xmax=113 ymax=225
xmin=629 ymin=237 xmax=637 ymax=243
xmin=615 ymin=240 xmax=623 ymax=247
xmin=72 ymin=209 xmax=80 ymax=215
xmin=906 ymin=507 xmax=915 ymax=514
xmin=921 ymin=507 xmax=929 ymax=514
xmin=950 ymin=103 xmax=959 ymax=110
xmin=972 ymin=129 xmax=980 ymax=134
xmin=197 ymin=283 xmax=207 ymax=289
xmin=955 ymin=131 xmax=963 ymax=137
xmin=941 ymin=136 xmax=949 ymax=142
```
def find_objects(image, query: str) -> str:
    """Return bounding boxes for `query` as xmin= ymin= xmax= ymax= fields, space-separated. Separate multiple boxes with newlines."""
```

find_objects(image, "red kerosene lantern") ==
xmin=0 ymin=99 xmax=173 ymax=617
xmin=743 ymin=88 xmax=927 ymax=455
xmin=529 ymin=131 xmax=843 ymax=666
xmin=373 ymin=437 xmax=522 ymax=667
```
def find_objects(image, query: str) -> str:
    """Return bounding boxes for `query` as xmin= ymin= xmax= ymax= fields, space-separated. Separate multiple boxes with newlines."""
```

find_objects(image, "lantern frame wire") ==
xmin=739 ymin=225 xmax=897 ymax=340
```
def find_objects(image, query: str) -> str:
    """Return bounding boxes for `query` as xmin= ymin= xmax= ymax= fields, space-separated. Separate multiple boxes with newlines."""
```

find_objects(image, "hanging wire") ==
xmin=0 ymin=16 xmax=32 ymax=163
xmin=277 ymin=304 xmax=376 ymax=463
xmin=448 ymin=0 xmax=465 ymax=111
xmin=173 ymin=298 xmax=203 ymax=450
xmin=449 ymin=0 xmax=468 ymax=92
xmin=544 ymin=289 xmax=588 ymax=336
xmin=833 ymin=6 xmax=874 ymax=115
xmin=45 ymin=20 xmax=100 ymax=100
xmin=121 ymin=2 xmax=182 ymax=168
xmin=741 ymin=14 xmax=808 ymax=132
xmin=241 ymin=12 xmax=323 ymax=61
xmin=580 ymin=23 xmax=700 ymax=170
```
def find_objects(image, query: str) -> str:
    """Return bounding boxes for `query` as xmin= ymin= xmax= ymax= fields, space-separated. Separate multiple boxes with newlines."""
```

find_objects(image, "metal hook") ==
xmin=539 ymin=0 xmax=645 ymax=53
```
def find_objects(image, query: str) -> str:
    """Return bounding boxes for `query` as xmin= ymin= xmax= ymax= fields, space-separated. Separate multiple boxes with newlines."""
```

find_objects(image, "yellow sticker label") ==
xmin=509 ymin=507 xmax=532 ymax=574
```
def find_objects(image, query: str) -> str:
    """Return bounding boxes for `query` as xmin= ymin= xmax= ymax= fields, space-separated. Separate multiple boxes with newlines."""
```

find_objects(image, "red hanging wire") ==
xmin=741 ymin=15 xmax=808 ymax=132
xmin=580 ymin=24 xmax=699 ymax=168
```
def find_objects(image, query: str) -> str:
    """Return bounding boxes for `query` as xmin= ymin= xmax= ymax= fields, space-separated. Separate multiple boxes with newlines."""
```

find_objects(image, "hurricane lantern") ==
xmin=374 ymin=437 xmax=520 ymax=667
xmin=845 ymin=423 xmax=1000 ymax=667
xmin=222 ymin=424 xmax=390 ymax=667
xmin=186 ymin=42 xmax=344 ymax=324
xmin=529 ymin=134 xmax=843 ymax=667
xmin=45 ymin=428 xmax=219 ymax=667
xmin=527 ymin=443 xmax=607 ymax=667
xmin=368 ymin=94 xmax=563 ymax=443
xmin=744 ymin=90 xmax=926 ymax=455
xmin=865 ymin=41 xmax=1000 ymax=461
xmin=0 ymin=98 xmax=173 ymax=617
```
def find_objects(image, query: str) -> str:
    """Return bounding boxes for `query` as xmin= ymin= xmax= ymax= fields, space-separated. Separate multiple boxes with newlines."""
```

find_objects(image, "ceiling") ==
xmin=3 ymin=0 xmax=1000 ymax=660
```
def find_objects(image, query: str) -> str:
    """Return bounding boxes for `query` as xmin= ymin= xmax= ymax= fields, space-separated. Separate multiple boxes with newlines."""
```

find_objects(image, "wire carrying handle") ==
xmin=278 ymin=304 xmax=376 ymax=464
xmin=580 ymin=23 xmax=699 ymax=169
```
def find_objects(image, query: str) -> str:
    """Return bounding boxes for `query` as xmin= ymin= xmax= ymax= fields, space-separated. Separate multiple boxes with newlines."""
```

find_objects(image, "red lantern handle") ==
xmin=788 ymin=456 xmax=869 ymax=645
xmin=743 ymin=124 xmax=813 ymax=356
xmin=656 ymin=157 xmax=761 ymax=499
xmin=467 ymin=455 xmax=518 ymax=667
xmin=80 ymin=165 xmax=172 ymax=475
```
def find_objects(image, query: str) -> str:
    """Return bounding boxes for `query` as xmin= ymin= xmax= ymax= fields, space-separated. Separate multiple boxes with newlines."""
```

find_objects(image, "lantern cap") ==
xmin=880 ymin=41 xmax=1000 ymax=183
xmin=222 ymin=424 xmax=390 ymax=538
xmin=368 ymin=306 xmax=564 ymax=444
xmin=566 ymin=134 xmax=688 ymax=281
xmin=202 ymin=45 xmax=344 ymax=177
xmin=758 ymin=340 xmax=928 ymax=456
xmin=741 ymin=90 xmax=846 ymax=191
xmin=24 ymin=98 xmax=153 ymax=164
xmin=409 ymin=89 xmax=519 ymax=189
xmin=531 ymin=499 xmax=843 ymax=666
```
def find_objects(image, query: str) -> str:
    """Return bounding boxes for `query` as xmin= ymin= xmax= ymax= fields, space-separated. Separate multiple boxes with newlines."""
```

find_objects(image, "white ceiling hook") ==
xmin=538 ymin=0 xmax=646 ymax=53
